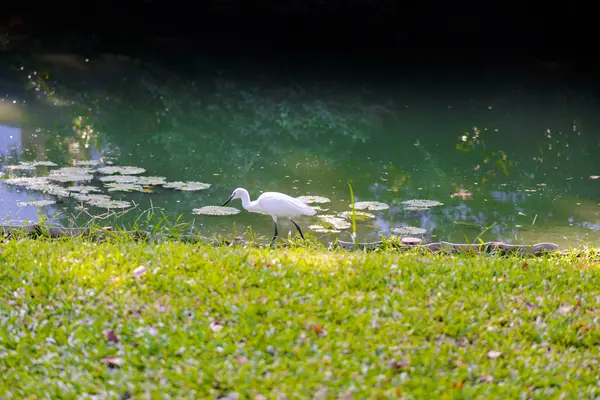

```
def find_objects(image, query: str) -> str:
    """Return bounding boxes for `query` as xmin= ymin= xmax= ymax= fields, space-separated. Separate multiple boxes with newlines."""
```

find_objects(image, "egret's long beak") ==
xmin=222 ymin=194 xmax=234 ymax=206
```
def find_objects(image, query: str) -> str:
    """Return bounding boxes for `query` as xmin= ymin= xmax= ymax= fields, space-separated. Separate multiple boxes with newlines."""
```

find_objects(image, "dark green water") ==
xmin=0 ymin=52 xmax=599 ymax=247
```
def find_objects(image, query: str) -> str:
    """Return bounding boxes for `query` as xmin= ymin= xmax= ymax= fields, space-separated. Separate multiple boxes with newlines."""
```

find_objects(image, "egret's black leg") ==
xmin=290 ymin=219 xmax=305 ymax=239
xmin=271 ymin=221 xmax=278 ymax=243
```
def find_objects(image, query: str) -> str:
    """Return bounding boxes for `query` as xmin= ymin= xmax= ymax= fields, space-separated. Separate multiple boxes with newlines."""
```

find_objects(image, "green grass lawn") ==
xmin=0 ymin=239 xmax=599 ymax=399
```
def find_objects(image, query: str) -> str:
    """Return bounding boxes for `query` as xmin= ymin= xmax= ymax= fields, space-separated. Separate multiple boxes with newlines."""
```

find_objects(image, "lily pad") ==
xmin=75 ymin=194 xmax=132 ymax=209
xmin=89 ymin=199 xmax=132 ymax=209
xmin=99 ymin=175 xmax=140 ymax=183
xmin=31 ymin=161 xmax=58 ymax=167
xmin=73 ymin=160 xmax=102 ymax=166
xmin=352 ymin=201 xmax=389 ymax=211
xmin=136 ymin=176 xmax=167 ymax=185
xmin=73 ymin=193 xmax=112 ymax=202
xmin=3 ymin=177 xmax=72 ymax=197
xmin=297 ymin=195 xmax=331 ymax=204
xmin=67 ymin=185 xmax=102 ymax=194
xmin=42 ymin=185 xmax=72 ymax=198
xmin=48 ymin=167 xmax=94 ymax=183
xmin=402 ymin=199 xmax=444 ymax=208
xmin=97 ymin=166 xmax=146 ymax=175
xmin=104 ymin=183 xmax=145 ymax=192
xmin=317 ymin=215 xmax=351 ymax=230
xmin=308 ymin=224 xmax=341 ymax=233
xmin=404 ymin=206 xmax=431 ymax=211
xmin=6 ymin=163 xmax=37 ymax=171
xmin=3 ymin=177 xmax=49 ymax=187
xmin=192 ymin=206 xmax=240 ymax=216
xmin=47 ymin=173 xmax=94 ymax=183
xmin=17 ymin=200 xmax=56 ymax=207
xmin=392 ymin=226 xmax=427 ymax=235
xmin=163 ymin=181 xmax=211 ymax=191
xmin=338 ymin=211 xmax=376 ymax=221
xmin=53 ymin=167 xmax=94 ymax=175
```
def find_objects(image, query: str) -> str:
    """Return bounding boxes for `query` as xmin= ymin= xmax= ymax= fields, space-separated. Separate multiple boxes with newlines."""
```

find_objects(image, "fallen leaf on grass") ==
xmin=103 ymin=329 xmax=119 ymax=343
xmin=210 ymin=321 xmax=223 ymax=333
xmin=452 ymin=380 xmax=464 ymax=389
xmin=558 ymin=305 xmax=573 ymax=315
xmin=101 ymin=356 xmax=122 ymax=368
xmin=478 ymin=375 xmax=494 ymax=383
xmin=309 ymin=324 xmax=326 ymax=335
xmin=390 ymin=360 xmax=409 ymax=370
xmin=132 ymin=265 xmax=147 ymax=278
xmin=487 ymin=350 xmax=502 ymax=359
xmin=235 ymin=355 xmax=248 ymax=364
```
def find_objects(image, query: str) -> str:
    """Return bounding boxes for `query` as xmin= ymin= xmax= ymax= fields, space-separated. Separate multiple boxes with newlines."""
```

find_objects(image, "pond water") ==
xmin=0 ymin=51 xmax=599 ymax=248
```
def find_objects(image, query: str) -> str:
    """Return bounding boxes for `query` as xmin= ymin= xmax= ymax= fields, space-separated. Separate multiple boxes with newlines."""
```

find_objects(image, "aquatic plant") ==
xmin=99 ymin=175 xmax=140 ymax=183
xmin=391 ymin=226 xmax=427 ymax=235
xmin=297 ymin=195 xmax=331 ymax=204
xmin=352 ymin=201 xmax=390 ymax=211
xmin=97 ymin=166 xmax=146 ymax=175
xmin=338 ymin=211 xmax=375 ymax=221
xmin=17 ymin=200 xmax=56 ymax=207
xmin=192 ymin=206 xmax=240 ymax=216
xmin=402 ymin=199 xmax=444 ymax=208
xmin=317 ymin=215 xmax=351 ymax=230
xmin=104 ymin=183 xmax=145 ymax=192
xmin=163 ymin=181 xmax=211 ymax=191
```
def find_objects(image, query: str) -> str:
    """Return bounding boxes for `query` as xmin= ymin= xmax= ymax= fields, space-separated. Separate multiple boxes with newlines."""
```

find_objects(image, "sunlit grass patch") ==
xmin=0 ymin=238 xmax=599 ymax=398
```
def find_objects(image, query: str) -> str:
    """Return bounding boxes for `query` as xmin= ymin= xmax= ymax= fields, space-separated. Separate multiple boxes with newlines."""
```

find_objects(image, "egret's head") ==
xmin=222 ymin=188 xmax=246 ymax=206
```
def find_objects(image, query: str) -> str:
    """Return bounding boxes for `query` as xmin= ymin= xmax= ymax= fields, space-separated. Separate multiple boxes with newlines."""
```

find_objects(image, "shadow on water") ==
xmin=0 ymin=48 xmax=599 ymax=248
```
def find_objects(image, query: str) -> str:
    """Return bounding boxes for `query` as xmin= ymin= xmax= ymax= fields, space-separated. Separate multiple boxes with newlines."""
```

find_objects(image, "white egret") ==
xmin=222 ymin=188 xmax=317 ymax=242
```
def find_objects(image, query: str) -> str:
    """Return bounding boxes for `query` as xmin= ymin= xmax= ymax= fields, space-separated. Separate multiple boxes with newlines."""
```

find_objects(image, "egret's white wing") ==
xmin=257 ymin=192 xmax=317 ymax=217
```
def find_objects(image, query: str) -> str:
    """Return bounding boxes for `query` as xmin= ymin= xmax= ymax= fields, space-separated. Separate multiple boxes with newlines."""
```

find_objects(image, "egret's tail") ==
xmin=305 ymin=207 xmax=318 ymax=216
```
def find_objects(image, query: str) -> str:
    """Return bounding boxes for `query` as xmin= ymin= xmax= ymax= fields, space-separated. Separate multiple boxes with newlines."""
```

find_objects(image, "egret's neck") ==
xmin=239 ymin=190 xmax=253 ymax=210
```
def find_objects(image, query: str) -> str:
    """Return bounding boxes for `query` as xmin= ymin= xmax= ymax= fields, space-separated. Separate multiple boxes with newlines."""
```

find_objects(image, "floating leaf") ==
xmin=99 ymin=175 xmax=140 ymax=183
xmin=48 ymin=167 xmax=94 ymax=183
xmin=52 ymin=167 xmax=94 ymax=175
xmin=308 ymin=224 xmax=341 ymax=233
xmin=73 ymin=193 xmax=111 ymax=202
xmin=103 ymin=329 xmax=119 ymax=343
xmin=104 ymin=183 xmax=145 ymax=192
xmin=192 ymin=206 xmax=240 ymax=216
xmin=487 ymin=350 xmax=502 ymax=359
xmin=73 ymin=160 xmax=102 ymax=166
xmin=210 ymin=321 xmax=224 ymax=333
xmin=297 ymin=195 xmax=331 ymax=204
xmin=136 ymin=176 xmax=167 ymax=185
xmin=132 ymin=265 xmax=147 ymax=278
xmin=97 ymin=166 xmax=146 ymax=175
xmin=101 ymin=357 xmax=122 ymax=368
xmin=404 ymin=206 xmax=431 ymax=211
xmin=317 ymin=215 xmax=351 ymax=230
xmin=31 ymin=161 xmax=57 ymax=167
xmin=392 ymin=226 xmax=427 ymax=235
xmin=67 ymin=185 xmax=101 ymax=194
xmin=163 ymin=181 xmax=211 ymax=191
xmin=5 ymin=163 xmax=36 ymax=171
xmin=3 ymin=177 xmax=50 ymax=187
xmin=338 ymin=211 xmax=375 ymax=221
xmin=450 ymin=189 xmax=472 ymax=200
xmin=41 ymin=185 xmax=72 ymax=198
xmin=352 ymin=201 xmax=389 ymax=211
xmin=17 ymin=200 xmax=56 ymax=207
xmin=402 ymin=199 xmax=444 ymax=208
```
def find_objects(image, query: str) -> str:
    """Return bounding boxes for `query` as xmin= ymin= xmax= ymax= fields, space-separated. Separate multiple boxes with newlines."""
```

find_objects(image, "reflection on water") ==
xmin=0 ymin=52 xmax=598 ymax=248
